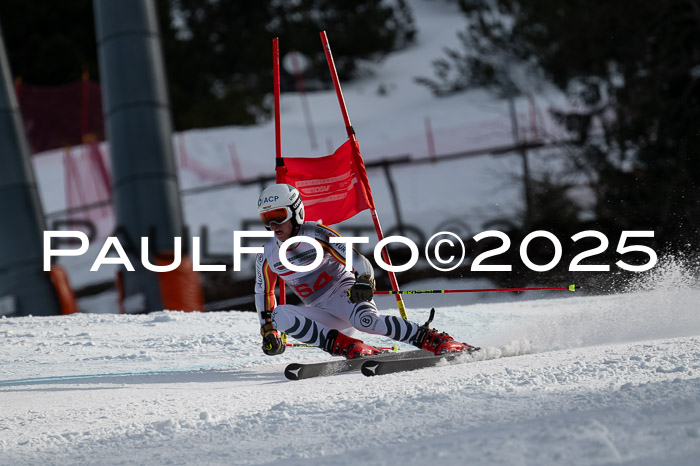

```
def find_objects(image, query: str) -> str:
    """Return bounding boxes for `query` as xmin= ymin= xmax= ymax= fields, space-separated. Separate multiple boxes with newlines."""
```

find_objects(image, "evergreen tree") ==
xmin=161 ymin=0 xmax=415 ymax=128
xmin=0 ymin=0 xmax=99 ymax=84
xmin=418 ymin=0 xmax=700 ymax=248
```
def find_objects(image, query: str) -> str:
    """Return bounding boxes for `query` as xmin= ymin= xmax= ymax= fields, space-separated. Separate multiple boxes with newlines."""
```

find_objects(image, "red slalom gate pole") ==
xmin=272 ymin=38 xmax=286 ymax=305
xmin=375 ymin=285 xmax=576 ymax=295
xmin=320 ymin=32 xmax=352 ymax=135
xmin=320 ymin=31 xmax=408 ymax=320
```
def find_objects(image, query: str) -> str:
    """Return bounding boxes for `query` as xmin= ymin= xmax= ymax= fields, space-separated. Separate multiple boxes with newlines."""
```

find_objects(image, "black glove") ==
xmin=261 ymin=323 xmax=286 ymax=355
xmin=349 ymin=274 xmax=375 ymax=303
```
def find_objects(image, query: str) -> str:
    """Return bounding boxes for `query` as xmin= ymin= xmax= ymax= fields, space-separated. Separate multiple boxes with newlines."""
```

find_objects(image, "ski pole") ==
xmin=374 ymin=284 xmax=576 ymax=295
xmin=286 ymin=343 xmax=400 ymax=351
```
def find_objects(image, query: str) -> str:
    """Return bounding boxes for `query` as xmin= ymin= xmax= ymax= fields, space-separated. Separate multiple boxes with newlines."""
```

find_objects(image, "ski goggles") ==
xmin=259 ymin=207 xmax=293 ymax=226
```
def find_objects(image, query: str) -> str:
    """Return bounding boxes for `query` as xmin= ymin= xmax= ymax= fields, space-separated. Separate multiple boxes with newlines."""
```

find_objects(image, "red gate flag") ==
xmin=283 ymin=139 xmax=375 ymax=225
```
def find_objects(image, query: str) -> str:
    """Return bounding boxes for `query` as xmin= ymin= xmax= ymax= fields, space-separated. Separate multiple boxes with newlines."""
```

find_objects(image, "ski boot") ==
xmin=323 ymin=329 xmax=382 ymax=359
xmin=412 ymin=308 xmax=479 ymax=355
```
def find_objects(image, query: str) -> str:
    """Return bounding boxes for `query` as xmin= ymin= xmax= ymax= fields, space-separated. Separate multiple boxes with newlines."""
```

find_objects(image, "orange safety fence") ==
xmin=156 ymin=254 xmax=204 ymax=312
xmin=47 ymin=264 xmax=80 ymax=315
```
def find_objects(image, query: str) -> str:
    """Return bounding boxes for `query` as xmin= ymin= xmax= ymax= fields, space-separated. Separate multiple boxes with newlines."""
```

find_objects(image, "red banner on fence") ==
xmin=283 ymin=139 xmax=375 ymax=225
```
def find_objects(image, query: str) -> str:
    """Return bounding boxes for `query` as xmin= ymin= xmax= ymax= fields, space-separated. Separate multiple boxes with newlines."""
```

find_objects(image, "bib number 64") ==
xmin=293 ymin=271 xmax=334 ymax=298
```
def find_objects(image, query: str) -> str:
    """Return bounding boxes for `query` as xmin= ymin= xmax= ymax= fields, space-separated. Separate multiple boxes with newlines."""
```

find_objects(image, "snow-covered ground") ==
xmin=2 ymin=260 xmax=699 ymax=465
xmin=7 ymin=0 xmax=700 ymax=464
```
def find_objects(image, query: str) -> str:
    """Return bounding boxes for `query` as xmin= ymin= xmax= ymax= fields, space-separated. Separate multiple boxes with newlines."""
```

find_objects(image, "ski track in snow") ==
xmin=2 ymin=286 xmax=700 ymax=466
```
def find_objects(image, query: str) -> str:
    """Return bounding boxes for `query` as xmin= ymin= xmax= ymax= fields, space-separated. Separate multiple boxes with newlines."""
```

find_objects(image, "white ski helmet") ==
xmin=257 ymin=184 xmax=305 ymax=229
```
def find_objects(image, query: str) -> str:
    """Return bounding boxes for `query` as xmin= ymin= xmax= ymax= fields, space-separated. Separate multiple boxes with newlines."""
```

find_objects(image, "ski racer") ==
xmin=254 ymin=184 xmax=477 ymax=359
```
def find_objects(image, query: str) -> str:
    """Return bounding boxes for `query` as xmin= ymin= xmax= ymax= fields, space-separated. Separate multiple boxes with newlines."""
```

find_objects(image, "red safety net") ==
xmin=63 ymin=140 xmax=114 ymax=240
xmin=15 ymin=78 xmax=104 ymax=153
xmin=16 ymin=77 xmax=114 ymax=239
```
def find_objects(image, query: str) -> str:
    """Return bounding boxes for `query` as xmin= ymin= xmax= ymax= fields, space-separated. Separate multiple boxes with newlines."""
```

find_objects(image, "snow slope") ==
xmin=1 ymin=267 xmax=699 ymax=465
xmin=6 ymin=0 xmax=700 ymax=464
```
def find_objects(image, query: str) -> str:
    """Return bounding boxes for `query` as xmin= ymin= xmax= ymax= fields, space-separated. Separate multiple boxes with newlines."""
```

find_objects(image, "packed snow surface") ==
xmin=2 ymin=261 xmax=700 ymax=465
xmin=10 ymin=0 xmax=700 ymax=464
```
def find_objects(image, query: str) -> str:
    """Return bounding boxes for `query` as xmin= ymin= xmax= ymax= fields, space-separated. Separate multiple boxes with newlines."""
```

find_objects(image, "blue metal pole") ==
xmin=94 ymin=0 xmax=184 ymax=313
xmin=0 ymin=22 xmax=61 ymax=317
